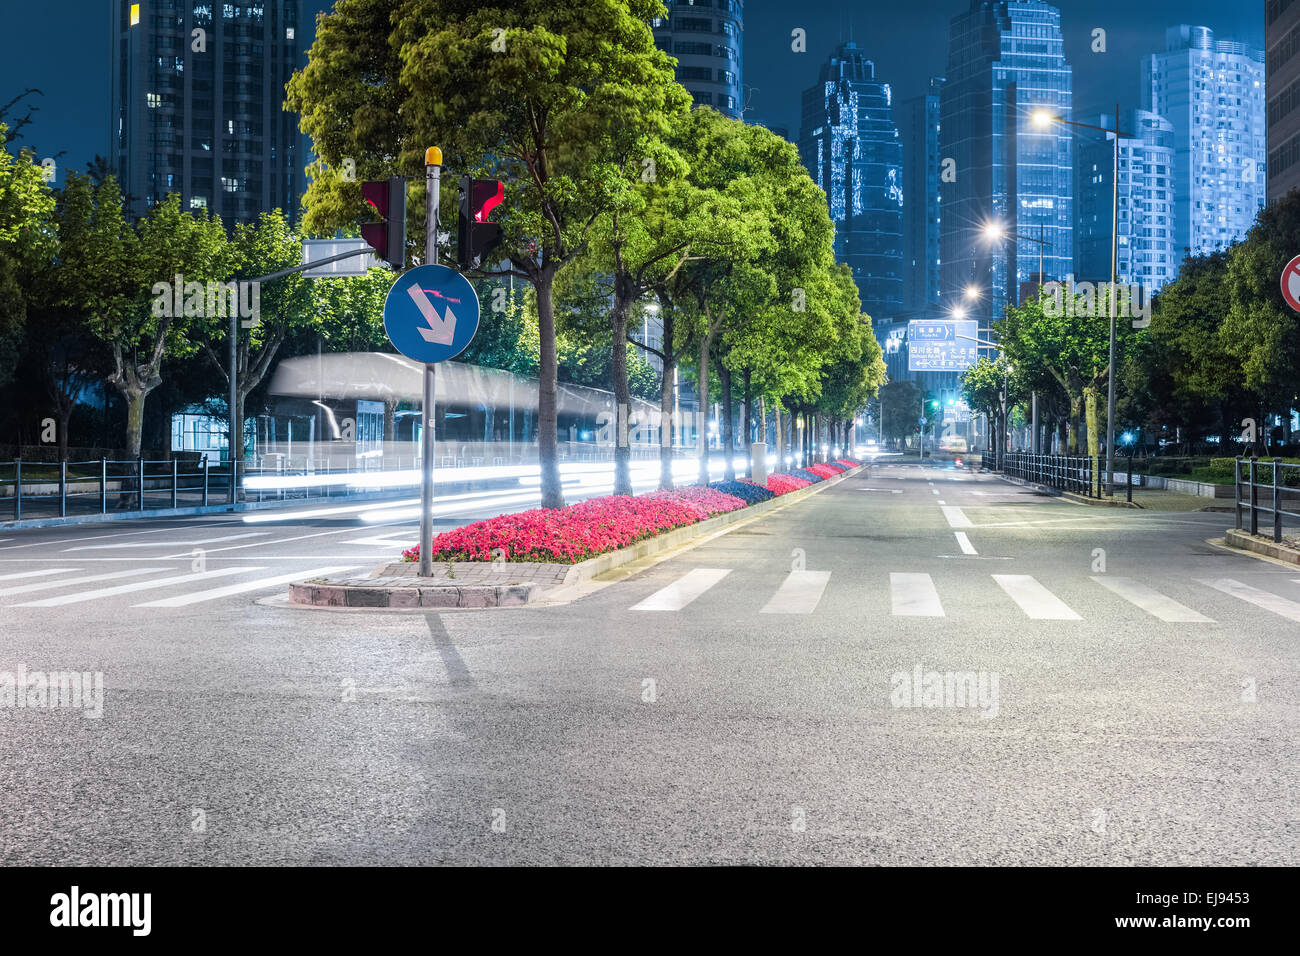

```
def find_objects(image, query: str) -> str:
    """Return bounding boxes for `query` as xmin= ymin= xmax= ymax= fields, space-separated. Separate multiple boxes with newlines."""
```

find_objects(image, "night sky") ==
xmin=0 ymin=0 xmax=1266 ymax=178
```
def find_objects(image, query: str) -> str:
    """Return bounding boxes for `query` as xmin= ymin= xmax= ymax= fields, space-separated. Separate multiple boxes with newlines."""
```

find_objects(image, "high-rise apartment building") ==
xmin=651 ymin=0 xmax=743 ymax=118
xmin=797 ymin=42 xmax=905 ymax=320
xmin=1075 ymin=109 xmax=1178 ymax=291
xmin=1267 ymin=0 xmax=1300 ymax=202
xmin=939 ymin=0 xmax=1073 ymax=355
xmin=1142 ymin=25 xmax=1265 ymax=256
xmin=898 ymin=77 xmax=945 ymax=312
xmin=110 ymin=0 xmax=305 ymax=225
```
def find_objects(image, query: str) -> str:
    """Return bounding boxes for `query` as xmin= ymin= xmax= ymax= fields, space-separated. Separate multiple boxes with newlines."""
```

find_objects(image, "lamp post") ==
xmin=1032 ymin=106 xmax=1135 ymax=496
xmin=981 ymin=222 xmax=1048 ymax=455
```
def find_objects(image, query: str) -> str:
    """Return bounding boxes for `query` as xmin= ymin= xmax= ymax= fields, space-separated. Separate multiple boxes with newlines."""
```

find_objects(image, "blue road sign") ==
xmin=382 ymin=264 xmax=480 ymax=363
xmin=907 ymin=319 xmax=978 ymax=372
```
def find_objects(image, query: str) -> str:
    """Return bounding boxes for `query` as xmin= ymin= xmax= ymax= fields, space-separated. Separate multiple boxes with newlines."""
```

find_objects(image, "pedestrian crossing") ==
xmin=0 ymin=565 xmax=363 ymax=609
xmin=624 ymin=567 xmax=1300 ymax=626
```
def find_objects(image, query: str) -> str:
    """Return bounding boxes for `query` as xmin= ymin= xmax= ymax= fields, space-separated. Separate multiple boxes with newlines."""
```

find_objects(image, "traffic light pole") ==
xmin=420 ymin=147 xmax=442 ymax=577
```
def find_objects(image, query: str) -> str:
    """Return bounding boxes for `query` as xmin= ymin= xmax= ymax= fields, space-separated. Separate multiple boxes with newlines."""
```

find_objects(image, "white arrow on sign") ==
xmin=407 ymin=284 xmax=457 ymax=345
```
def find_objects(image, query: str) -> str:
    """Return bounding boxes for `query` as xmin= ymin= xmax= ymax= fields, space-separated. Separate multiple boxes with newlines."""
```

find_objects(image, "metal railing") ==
xmin=1234 ymin=457 xmax=1300 ymax=543
xmin=0 ymin=457 xmax=235 ymax=521
xmin=985 ymin=452 xmax=1104 ymax=498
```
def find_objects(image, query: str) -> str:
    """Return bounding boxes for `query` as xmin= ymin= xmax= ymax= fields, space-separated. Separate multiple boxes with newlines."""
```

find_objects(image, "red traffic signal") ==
xmin=360 ymin=176 xmax=406 ymax=269
xmin=458 ymin=176 xmax=504 ymax=269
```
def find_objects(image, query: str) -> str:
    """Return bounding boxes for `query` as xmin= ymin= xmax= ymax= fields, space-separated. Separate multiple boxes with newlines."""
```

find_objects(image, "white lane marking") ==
xmin=159 ymin=522 xmax=413 ymax=558
xmin=954 ymin=532 xmax=978 ymax=555
xmin=0 ymin=522 xmax=231 ymax=551
xmin=0 ymin=568 xmax=74 ymax=582
xmin=760 ymin=570 xmax=831 ymax=614
xmin=631 ymin=568 xmax=731 ymax=611
xmin=344 ymin=533 xmax=419 ymax=547
xmin=1091 ymin=577 xmax=1213 ymax=623
xmin=937 ymin=499 xmax=946 ymax=505
xmin=1200 ymin=578 xmax=1300 ymax=623
xmin=941 ymin=506 xmax=973 ymax=529
xmin=993 ymin=574 xmax=1081 ymax=620
xmin=242 ymin=498 xmax=420 ymax=523
xmin=135 ymin=566 xmax=364 ymax=607
xmin=63 ymin=532 xmax=271 ymax=551
xmin=890 ymin=573 xmax=945 ymax=617
xmin=0 ymin=568 xmax=164 ymax=598
xmin=13 ymin=567 xmax=260 ymax=607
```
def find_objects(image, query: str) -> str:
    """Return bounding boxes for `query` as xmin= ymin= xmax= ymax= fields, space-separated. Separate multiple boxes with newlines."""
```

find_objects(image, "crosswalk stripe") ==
xmin=993 ymin=574 xmax=1081 ymax=620
xmin=12 ymin=567 xmax=261 ymax=607
xmin=0 ymin=568 xmax=75 ymax=582
xmin=1199 ymin=578 xmax=1300 ymax=623
xmin=954 ymin=532 xmax=978 ymax=555
xmin=761 ymin=570 xmax=831 ymax=614
xmin=941 ymin=506 xmax=973 ymax=528
xmin=631 ymin=568 xmax=731 ymax=611
xmin=0 ymin=568 xmax=164 ymax=598
xmin=890 ymin=573 xmax=944 ymax=617
xmin=134 ymin=566 xmax=364 ymax=607
xmin=1091 ymin=577 xmax=1214 ymax=623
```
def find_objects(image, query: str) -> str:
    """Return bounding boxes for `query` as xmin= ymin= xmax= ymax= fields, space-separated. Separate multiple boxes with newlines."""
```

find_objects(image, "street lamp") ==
xmin=980 ymin=222 xmax=1050 ymax=455
xmin=1032 ymin=105 xmax=1135 ymax=496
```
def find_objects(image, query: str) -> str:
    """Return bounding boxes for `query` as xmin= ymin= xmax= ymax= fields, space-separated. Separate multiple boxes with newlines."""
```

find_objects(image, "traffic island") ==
xmin=287 ymin=461 xmax=866 ymax=609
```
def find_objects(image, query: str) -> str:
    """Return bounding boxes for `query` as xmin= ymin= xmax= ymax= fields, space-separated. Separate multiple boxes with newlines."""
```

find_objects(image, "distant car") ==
xmin=939 ymin=435 xmax=968 ymax=454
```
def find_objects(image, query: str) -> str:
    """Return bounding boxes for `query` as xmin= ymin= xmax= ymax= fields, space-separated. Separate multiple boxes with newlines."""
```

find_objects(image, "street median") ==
xmin=288 ymin=461 xmax=866 ymax=609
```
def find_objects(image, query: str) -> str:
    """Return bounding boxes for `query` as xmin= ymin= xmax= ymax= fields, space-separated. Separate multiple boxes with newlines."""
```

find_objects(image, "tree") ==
xmin=961 ymin=355 xmax=1027 ymax=463
xmin=287 ymin=0 xmax=686 ymax=509
xmin=0 ymin=122 xmax=55 ymax=389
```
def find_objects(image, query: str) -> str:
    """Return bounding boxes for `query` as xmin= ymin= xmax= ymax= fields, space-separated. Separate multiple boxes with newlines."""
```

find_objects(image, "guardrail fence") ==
xmin=1234 ymin=457 xmax=1300 ymax=543
xmin=982 ymin=452 xmax=1104 ymax=498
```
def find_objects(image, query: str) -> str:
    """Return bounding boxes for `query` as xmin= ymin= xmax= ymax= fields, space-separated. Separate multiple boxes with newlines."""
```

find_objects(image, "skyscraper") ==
xmin=898 ymin=77 xmax=945 ymax=312
xmin=939 ymin=0 xmax=1073 ymax=354
xmin=651 ymin=0 xmax=743 ymax=118
xmin=110 ymin=0 xmax=305 ymax=225
xmin=1076 ymin=109 xmax=1178 ymax=292
xmin=1142 ymin=25 xmax=1265 ymax=256
xmin=1267 ymin=0 xmax=1300 ymax=203
xmin=797 ymin=42 xmax=905 ymax=320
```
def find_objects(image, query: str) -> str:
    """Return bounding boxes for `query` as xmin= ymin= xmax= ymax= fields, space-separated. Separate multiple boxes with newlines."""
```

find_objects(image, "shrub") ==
xmin=788 ymin=468 xmax=822 ymax=482
xmin=767 ymin=473 xmax=811 ymax=495
xmin=807 ymin=463 xmax=842 ymax=479
xmin=710 ymin=479 xmax=775 ymax=505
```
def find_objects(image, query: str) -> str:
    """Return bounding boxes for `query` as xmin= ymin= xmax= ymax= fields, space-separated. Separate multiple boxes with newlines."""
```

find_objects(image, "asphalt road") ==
xmin=1 ymin=462 xmax=1296 ymax=865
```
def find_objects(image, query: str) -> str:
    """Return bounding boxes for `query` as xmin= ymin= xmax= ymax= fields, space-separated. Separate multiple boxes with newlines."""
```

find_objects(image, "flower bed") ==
xmin=836 ymin=458 xmax=860 ymax=468
xmin=766 ymin=473 xmax=811 ymax=495
xmin=710 ymin=479 xmax=776 ymax=505
xmin=807 ymin=463 xmax=843 ymax=479
xmin=402 ymin=462 xmax=857 ymax=565
xmin=788 ymin=468 xmax=823 ymax=483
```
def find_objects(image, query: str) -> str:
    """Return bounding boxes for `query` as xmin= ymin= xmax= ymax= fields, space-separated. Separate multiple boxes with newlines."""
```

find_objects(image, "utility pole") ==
xmin=420 ymin=147 xmax=442 ymax=577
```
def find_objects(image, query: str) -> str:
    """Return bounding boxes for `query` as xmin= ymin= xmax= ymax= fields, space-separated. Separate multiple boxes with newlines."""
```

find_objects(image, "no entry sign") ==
xmin=1282 ymin=255 xmax=1300 ymax=313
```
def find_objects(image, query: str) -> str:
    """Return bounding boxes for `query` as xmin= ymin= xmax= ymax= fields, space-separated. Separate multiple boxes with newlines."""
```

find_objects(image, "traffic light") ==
xmin=360 ymin=176 xmax=406 ymax=269
xmin=458 ymin=176 xmax=504 ymax=269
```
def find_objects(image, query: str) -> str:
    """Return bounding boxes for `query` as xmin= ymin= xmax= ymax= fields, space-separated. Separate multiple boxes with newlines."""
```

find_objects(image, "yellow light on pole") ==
xmin=424 ymin=146 xmax=442 ymax=167
xmin=130 ymin=3 xmax=140 ymax=25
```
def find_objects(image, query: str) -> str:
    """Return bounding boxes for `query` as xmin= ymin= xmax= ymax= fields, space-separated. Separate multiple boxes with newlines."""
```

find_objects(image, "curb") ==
xmin=287 ymin=463 xmax=866 ymax=609
xmin=1223 ymin=527 xmax=1300 ymax=566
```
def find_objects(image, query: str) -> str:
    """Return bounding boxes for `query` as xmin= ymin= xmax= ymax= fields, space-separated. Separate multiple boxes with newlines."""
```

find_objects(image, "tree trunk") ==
xmin=124 ymin=387 xmax=147 ymax=458
xmin=1068 ymin=394 xmax=1082 ymax=454
xmin=720 ymin=363 xmax=735 ymax=482
xmin=1084 ymin=386 xmax=1100 ymax=460
xmin=610 ymin=282 xmax=633 ymax=496
xmin=741 ymin=368 xmax=752 ymax=467
xmin=697 ymin=332 xmax=712 ymax=486
xmin=775 ymin=407 xmax=784 ymax=466
xmin=536 ymin=271 xmax=564 ymax=509
xmin=659 ymin=353 xmax=675 ymax=492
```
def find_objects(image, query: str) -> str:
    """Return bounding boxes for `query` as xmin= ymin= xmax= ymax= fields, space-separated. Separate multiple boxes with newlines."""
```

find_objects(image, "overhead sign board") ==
xmin=301 ymin=238 xmax=378 ymax=277
xmin=907 ymin=320 xmax=979 ymax=372
xmin=382 ymin=264 xmax=480 ymax=364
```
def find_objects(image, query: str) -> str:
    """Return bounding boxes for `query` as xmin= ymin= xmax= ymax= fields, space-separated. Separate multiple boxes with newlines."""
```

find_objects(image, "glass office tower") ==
xmin=798 ymin=42 xmax=905 ymax=320
xmin=940 ymin=0 xmax=1073 ymax=355
xmin=651 ymin=0 xmax=744 ymax=118
xmin=899 ymin=77 xmax=946 ymax=313
xmin=1142 ymin=25 xmax=1266 ymax=256
xmin=1075 ymin=109 xmax=1178 ymax=292
xmin=110 ymin=0 xmax=305 ymax=224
